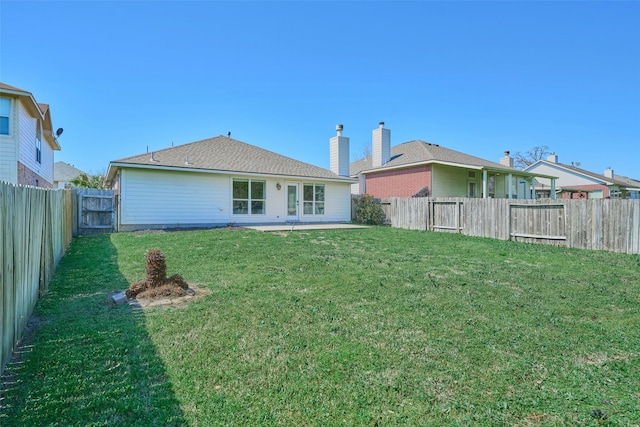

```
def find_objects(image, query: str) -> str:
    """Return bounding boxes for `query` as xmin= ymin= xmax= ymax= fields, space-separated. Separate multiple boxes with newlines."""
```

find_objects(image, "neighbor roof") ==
xmin=107 ymin=135 xmax=355 ymax=183
xmin=351 ymin=140 xmax=525 ymax=175
xmin=528 ymin=160 xmax=640 ymax=189
xmin=54 ymin=161 xmax=86 ymax=182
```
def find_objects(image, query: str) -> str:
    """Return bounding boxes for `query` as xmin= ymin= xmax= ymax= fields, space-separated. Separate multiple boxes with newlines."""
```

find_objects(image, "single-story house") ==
xmin=105 ymin=134 xmax=356 ymax=231
xmin=348 ymin=122 xmax=557 ymax=199
xmin=525 ymin=153 xmax=640 ymax=199
xmin=0 ymin=82 xmax=61 ymax=188
xmin=53 ymin=161 xmax=86 ymax=189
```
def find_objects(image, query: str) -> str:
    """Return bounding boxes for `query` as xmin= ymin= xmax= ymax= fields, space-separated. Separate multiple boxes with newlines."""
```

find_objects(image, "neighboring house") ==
xmin=53 ymin=161 xmax=86 ymax=189
xmin=348 ymin=122 xmax=557 ymax=199
xmin=105 ymin=134 xmax=356 ymax=231
xmin=0 ymin=83 xmax=61 ymax=188
xmin=525 ymin=153 xmax=640 ymax=199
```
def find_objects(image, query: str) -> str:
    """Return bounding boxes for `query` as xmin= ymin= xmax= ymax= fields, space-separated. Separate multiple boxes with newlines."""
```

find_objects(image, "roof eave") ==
xmin=106 ymin=162 xmax=357 ymax=185
xmin=359 ymin=160 xmax=557 ymax=179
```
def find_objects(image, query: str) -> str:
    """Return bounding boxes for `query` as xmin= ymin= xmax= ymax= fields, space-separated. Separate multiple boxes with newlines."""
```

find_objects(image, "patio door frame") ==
xmin=285 ymin=182 xmax=299 ymax=221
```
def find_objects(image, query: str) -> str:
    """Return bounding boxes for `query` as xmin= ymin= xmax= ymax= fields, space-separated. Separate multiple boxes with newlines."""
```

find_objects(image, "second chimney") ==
xmin=372 ymin=122 xmax=391 ymax=167
xmin=330 ymin=124 xmax=350 ymax=176
xmin=604 ymin=167 xmax=614 ymax=179
xmin=500 ymin=150 xmax=514 ymax=168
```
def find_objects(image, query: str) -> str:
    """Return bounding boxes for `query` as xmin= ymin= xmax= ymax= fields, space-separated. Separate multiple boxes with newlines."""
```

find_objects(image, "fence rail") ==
xmin=1 ymin=182 xmax=73 ymax=374
xmin=379 ymin=197 xmax=640 ymax=254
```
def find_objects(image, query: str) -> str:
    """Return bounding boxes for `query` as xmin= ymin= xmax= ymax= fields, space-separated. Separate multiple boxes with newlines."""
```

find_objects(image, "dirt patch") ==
xmin=132 ymin=283 xmax=211 ymax=309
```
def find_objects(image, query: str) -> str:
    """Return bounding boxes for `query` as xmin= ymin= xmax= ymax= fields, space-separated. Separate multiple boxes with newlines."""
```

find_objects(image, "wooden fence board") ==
xmin=73 ymin=188 xmax=115 ymax=235
xmin=1 ymin=182 xmax=73 ymax=374
xmin=377 ymin=197 xmax=640 ymax=255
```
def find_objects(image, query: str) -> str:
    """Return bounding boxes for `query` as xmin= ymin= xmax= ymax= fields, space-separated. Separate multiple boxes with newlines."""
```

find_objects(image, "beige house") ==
xmin=106 ymin=135 xmax=356 ymax=231
xmin=0 ymin=83 xmax=62 ymax=188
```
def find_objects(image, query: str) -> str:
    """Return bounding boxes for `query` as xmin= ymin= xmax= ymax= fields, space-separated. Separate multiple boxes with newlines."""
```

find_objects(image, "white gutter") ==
xmin=106 ymin=162 xmax=357 ymax=186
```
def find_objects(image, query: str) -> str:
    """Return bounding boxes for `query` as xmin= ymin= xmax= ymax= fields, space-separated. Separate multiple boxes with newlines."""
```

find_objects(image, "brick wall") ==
xmin=17 ymin=161 xmax=52 ymax=188
xmin=365 ymin=165 xmax=431 ymax=198
xmin=560 ymin=184 xmax=609 ymax=199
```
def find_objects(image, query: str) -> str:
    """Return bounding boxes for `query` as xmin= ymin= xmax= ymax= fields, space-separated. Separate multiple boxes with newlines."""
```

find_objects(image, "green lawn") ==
xmin=1 ymin=227 xmax=639 ymax=426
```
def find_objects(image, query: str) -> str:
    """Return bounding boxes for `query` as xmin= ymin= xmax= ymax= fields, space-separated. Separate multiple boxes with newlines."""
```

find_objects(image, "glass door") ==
xmin=286 ymin=183 xmax=298 ymax=221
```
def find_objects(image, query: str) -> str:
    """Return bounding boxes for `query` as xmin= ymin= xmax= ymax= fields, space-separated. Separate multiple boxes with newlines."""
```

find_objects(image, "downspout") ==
xmin=550 ymin=178 xmax=556 ymax=199
xmin=507 ymin=174 xmax=513 ymax=199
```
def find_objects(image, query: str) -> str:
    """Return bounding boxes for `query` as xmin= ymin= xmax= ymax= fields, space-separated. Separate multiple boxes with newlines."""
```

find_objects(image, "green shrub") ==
xmin=353 ymin=194 xmax=386 ymax=225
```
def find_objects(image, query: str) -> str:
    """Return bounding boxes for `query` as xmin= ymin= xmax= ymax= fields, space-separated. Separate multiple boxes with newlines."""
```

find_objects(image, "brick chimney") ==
xmin=372 ymin=122 xmax=390 ymax=168
xmin=547 ymin=152 xmax=558 ymax=164
xmin=330 ymin=124 xmax=350 ymax=176
xmin=500 ymin=150 xmax=514 ymax=167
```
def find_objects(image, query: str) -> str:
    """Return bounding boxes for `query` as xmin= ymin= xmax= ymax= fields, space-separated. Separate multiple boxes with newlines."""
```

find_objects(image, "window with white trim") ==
xmin=232 ymin=179 xmax=265 ymax=215
xmin=0 ymin=98 xmax=10 ymax=135
xmin=303 ymin=183 xmax=325 ymax=215
xmin=36 ymin=119 xmax=42 ymax=164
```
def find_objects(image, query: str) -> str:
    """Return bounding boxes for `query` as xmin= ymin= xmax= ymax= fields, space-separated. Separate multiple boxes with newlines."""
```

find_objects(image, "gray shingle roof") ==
xmin=539 ymin=161 xmax=640 ymax=188
xmin=350 ymin=140 xmax=520 ymax=175
xmin=110 ymin=135 xmax=353 ymax=181
xmin=54 ymin=161 xmax=86 ymax=182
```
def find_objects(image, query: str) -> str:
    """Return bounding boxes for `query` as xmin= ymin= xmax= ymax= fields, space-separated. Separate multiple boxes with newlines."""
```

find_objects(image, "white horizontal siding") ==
xmin=121 ymin=168 xmax=228 ymax=225
xmin=119 ymin=168 xmax=352 ymax=229
xmin=0 ymin=97 xmax=18 ymax=183
xmin=16 ymin=101 xmax=53 ymax=183
xmin=299 ymin=181 xmax=352 ymax=222
xmin=0 ymin=137 xmax=17 ymax=183
xmin=17 ymin=103 xmax=37 ymax=171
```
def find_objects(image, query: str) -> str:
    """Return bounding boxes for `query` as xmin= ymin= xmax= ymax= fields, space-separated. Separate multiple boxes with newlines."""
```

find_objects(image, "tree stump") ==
xmin=125 ymin=248 xmax=189 ymax=299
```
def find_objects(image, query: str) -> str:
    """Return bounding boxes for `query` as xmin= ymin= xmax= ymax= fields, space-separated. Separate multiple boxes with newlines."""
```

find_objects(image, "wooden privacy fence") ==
xmin=1 ymin=182 xmax=73 ymax=374
xmin=379 ymin=197 xmax=640 ymax=254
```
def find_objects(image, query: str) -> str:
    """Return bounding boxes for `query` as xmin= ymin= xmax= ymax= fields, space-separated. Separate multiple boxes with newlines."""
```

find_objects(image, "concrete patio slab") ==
xmin=246 ymin=223 xmax=370 ymax=232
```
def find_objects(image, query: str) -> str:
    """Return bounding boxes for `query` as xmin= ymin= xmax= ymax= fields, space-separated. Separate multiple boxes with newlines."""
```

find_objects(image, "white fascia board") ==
xmin=359 ymin=160 xmax=478 ymax=175
xmin=531 ymin=161 xmax=605 ymax=183
xmin=107 ymin=162 xmax=357 ymax=184
xmin=2 ymin=89 xmax=45 ymax=120
xmin=359 ymin=160 xmax=555 ymax=179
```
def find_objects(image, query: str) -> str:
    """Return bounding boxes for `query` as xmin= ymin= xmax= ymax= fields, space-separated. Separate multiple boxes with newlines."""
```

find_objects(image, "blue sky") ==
xmin=1 ymin=1 xmax=638 ymax=179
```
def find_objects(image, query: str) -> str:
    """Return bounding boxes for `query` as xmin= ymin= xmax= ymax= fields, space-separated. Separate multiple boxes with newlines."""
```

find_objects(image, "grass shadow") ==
xmin=0 ymin=234 xmax=186 ymax=426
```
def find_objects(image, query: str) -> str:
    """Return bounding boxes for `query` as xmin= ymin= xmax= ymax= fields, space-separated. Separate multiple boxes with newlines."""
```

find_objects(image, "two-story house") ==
xmin=0 ymin=83 xmax=61 ymax=188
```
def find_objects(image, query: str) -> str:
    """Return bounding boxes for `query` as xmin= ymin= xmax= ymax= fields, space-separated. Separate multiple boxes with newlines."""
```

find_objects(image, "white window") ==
xmin=468 ymin=182 xmax=476 ymax=198
xmin=36 ymin=119 xmax=42 ymax=163
xmin=303 ymin=183 xmax=325 ymax=215
xmin=232 ymin=179 xmax=265 ymax=215
xmin=0 ymin=98 xmax=10 ymax=135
